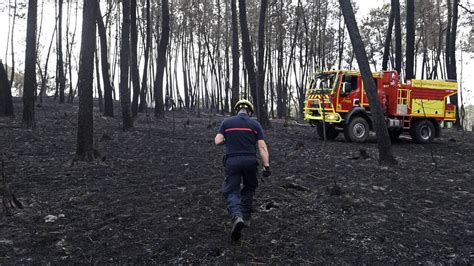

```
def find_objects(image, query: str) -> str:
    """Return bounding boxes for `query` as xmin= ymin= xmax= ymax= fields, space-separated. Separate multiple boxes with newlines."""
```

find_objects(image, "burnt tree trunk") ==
xmin=57 ymin=0 xmax=66 ymax=103
xmin=339 ymin=0 xmax=397 ymax=166
xmin=39 ymin=20 xmax=57 ymax=104
xmin=448 ymin=0 xmax=459 ymax=79
xmin=394 ymin=0 xmax=402 ymax=75
xmin=119 ymin=0 xmax=134 ymax=130
xmin=66 ymin=1 xmax=79 ymax=103
xmin=0 ymin=61 xmax=6 ymax=116
xmin=405 ymin=0 xmax=415 ymax=80
xmin=22 ymin=0 xmax=37 ymax=129
xmin=337 ymin=8 xmax=345 ymax=70
xmin=430 ymin=0 xmax=443 ymax=79
xmin=139 ymin=0 xmax=151 ymax=113
xmin=448 ymin=0 xmax=459 ymax=125
xmin=230 ymin=0 xmax=240 ymax=115
xmin=0 ymin=61 xmax=14 ymax=117
xmin=382 ymin=0 xmax=395 ymax=71
xmin=130 ymin=0 xmax=140 ymax=117
xmin=224 ymin=1 xmax=230 ymax=113
xmin=154 ymin=0 xmax=170 ymax=118
xmin=256 ymin=0 xmax=271 ymax=128
xmin=8 ymin=0 xmax=17 ymax=91
xmin=95 ymin=47 xmax=104 ymax=113
xmin=76 ymin=0 xmax=97 ymax=161
xmin=276 ymin=0 xmax=285 ymax=119
xmin=445 ymin=0 xmax=452 ymax=78
xmin=238 ymin=0 xmax=260 ymax=119
xmin=96 ymin=2 xmax=114 ymax=117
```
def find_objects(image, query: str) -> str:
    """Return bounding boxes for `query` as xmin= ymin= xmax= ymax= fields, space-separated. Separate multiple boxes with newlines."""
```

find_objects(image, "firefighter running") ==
xmin=214 ymin=99 xmax=271 ymax=241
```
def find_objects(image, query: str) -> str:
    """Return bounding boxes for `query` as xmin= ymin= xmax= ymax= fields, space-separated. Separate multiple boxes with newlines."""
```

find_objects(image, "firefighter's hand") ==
xmin=262 ymin=166 xmax=271 ymax=177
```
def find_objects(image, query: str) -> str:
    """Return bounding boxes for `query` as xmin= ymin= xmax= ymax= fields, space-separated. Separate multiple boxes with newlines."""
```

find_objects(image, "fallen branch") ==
xmin=281 ymin=182 xmax=309 ymax=192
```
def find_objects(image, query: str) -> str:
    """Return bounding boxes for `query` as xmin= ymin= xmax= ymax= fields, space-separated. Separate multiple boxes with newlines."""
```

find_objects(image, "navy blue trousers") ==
xmin=221 ymin=155 xmax=259 ymax=221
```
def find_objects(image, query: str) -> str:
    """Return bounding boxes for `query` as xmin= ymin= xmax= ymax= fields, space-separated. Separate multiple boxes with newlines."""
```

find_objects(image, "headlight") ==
xmin=326 ymin=114 xmax=338 ymax=121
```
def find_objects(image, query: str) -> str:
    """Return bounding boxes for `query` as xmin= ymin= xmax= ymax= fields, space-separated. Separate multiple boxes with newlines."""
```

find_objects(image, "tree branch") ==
xmin=459 ymin=2 xmax=473 ymax=14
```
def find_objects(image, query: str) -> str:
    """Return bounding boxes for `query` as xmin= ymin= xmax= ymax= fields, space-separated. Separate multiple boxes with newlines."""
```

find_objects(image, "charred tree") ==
xmin=276 ymin=0 xmax=285 ymax=119
xmin=339 ymin=0 xmax=397 ymax=165
xmin=447 ymin=0 xmax=459 ymax=81
xmin=239 ymin=0 xmax=257 ymax=108
xmin=223 ymin=1 xmax=230 ymax=113
xmin=445 ymin=0 xmax=452 ymax=78
xmin=394 ymin=0 xmax=402 ymax=75
xmin=39 ymin=20 xmax=57 ymax=104
xmin=119 ymin=0 xmax=134 ymax=130
xmin=256 ymin=0 xmax=271 ymax=129
xmin=76 ymin=0 xmax=97 ymax=161
xmin=139 ymin=0 xmax=151 ymax=113
xmin=239 ymin=0 xmax=270 ymax=128
xmin=154 ymin=0 xmax=170 ymax=118
xmin=382 ymin=0 xmax=395 ymax=71
xmin=95 ymin=47 xmax=104 ymax=113
xmin=96 ymin=2 xmax=114 ymax=117
xmin=130 ymin=0 xmax=140 ymax=117
xmin=7 ymin=0 xmax=17 ymax=91
xmin=430 ymin=0 xmax=443 ymax=79
xmin=66 ymin=1 xmax=79 ymax=103
xmin=230 ymin=0 xmax=239 ymax=115
xmin=447 ymin=0 xmax=459 ymax=125
xmin=405 ymin=0 xmax=415 ymax=80
xmin=450 ymin=1 xmax=459 ymax=76
xmin=0 ymin=61 xmax=14 ymax=117
xmin=0 ymin=61 xmax=6 ymax=116
xmin=337 ymin=7 xmax=345 ymax=70
xmin=22 ymin=0 xmax=37 ymax=129
xmin=57 ymin=0 xmax=66 ymax=103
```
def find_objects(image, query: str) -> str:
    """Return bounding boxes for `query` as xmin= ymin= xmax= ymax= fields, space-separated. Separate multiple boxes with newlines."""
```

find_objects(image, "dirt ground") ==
xmin=0 ymin=98 xmax=473 ymax=264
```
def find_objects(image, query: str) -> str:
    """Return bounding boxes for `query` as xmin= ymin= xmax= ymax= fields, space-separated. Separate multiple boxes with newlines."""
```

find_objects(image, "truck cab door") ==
xmin=339 ymin=74 xmax=359 ymax=111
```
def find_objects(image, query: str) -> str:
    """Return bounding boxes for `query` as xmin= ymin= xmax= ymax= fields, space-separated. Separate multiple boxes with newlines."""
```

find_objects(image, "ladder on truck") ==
xmin=397 ymin=89 xmax=411 ymax=129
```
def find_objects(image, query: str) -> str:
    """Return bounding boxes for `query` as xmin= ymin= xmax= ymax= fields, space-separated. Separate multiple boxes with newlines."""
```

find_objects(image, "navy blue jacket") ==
xmin=218 ymin=113 xmax=265 ymax=156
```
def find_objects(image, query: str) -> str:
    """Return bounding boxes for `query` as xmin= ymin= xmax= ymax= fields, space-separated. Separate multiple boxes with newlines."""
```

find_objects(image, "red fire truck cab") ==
xmin=304 ymin=70 xmax=457 ymax=143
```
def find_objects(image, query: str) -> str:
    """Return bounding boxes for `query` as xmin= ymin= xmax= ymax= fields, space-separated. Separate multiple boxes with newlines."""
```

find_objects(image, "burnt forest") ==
xmin=0 ymin=0 xmax=473 ymax=264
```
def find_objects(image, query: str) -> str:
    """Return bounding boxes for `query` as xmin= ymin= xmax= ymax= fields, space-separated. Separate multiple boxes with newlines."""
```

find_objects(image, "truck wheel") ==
xmin=344 ymin=117 xmax=369 ymax=143
xmin=316 ymin=123 xmax=339 ymax=140
xmin=410 ymin=120 xmax=434 ymax=143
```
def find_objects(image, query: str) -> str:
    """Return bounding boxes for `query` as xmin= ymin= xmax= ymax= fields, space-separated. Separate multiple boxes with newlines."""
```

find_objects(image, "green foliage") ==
xmin=360 ymin=4 xmax=390 ymax=71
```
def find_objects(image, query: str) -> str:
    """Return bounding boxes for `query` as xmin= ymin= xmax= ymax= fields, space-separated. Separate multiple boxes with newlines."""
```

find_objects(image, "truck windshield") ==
xmin=308 ymin=74 xmax=337 ymax=94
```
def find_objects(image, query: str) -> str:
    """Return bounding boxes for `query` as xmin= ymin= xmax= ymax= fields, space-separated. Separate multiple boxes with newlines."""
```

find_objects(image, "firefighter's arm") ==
xmin=257 ymin=140 xmax=270 ymax=167
xmin=214 ymin=133 xmax=225 ymax=145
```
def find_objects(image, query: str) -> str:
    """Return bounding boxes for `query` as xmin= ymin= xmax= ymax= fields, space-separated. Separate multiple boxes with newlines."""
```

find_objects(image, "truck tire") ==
xmin=410 ymin=120 xmax=435 ymax=143
xmin=344 ymin=116 xmax=369 ymax=143
xmin=316 ymin=123 xmax=339 ymax=140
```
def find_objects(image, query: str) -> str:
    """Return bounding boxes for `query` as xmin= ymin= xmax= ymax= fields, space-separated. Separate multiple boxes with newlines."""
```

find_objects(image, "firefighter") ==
xmin=214 ymin=99 xmax=271 ymax=241
xmin=178 ymin=95 xmax=184 ymax=109
xmin=165 ymin=94 xmax=171 ymax=111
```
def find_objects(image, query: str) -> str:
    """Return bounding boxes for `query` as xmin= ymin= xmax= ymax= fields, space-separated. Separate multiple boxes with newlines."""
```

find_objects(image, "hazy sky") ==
xmin=356 ymin=0 xmax=388 ymax=17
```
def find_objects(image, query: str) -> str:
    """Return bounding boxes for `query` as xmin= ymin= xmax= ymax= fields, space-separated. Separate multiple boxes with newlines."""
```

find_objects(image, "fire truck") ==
xmin=303 ymin=70 xmax=457 ymax=143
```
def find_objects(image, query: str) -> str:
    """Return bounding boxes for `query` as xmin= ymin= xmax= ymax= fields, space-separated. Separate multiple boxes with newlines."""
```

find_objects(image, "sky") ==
xmin=0 ymin=0 xmax=472 ymax=106
xmin=356 ymin=0 xmax=388 ymax=17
